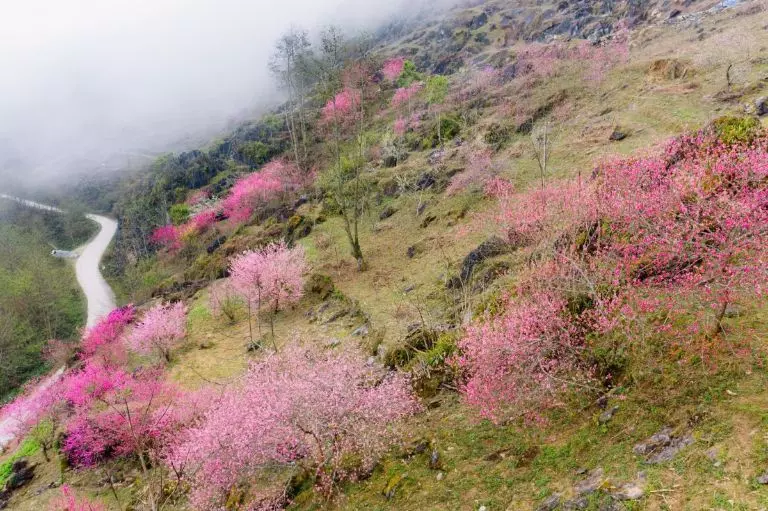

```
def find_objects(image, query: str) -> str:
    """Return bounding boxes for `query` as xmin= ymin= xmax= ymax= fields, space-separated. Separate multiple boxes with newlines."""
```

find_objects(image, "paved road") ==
xmin=76 ymin=214 xmax=118 ymax=327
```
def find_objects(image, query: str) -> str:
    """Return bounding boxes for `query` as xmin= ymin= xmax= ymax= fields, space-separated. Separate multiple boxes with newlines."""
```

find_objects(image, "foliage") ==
xmin=166 ymin=345 xmax=418 ymax=510
xmin=0 ymin=206 xmax=88 ymax=398
xmin=0 ymin=438 xmax=40 ymax=487
xmin=396 ymin=60 xmax=421 ymax=88
xmin=169 ymin=204 xmax=190 ymax=226
xmin=712 ymin=115 xmax=761 ymax=145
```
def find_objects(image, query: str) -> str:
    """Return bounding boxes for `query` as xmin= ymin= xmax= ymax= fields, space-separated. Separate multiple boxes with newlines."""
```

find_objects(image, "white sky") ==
xmin=0 ymin=0 xmax=445 ymax=186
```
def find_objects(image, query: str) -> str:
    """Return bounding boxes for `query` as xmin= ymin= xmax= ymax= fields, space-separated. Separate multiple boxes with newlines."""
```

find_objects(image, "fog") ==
xmin=0 ymin=0 xmax=454 ymax=190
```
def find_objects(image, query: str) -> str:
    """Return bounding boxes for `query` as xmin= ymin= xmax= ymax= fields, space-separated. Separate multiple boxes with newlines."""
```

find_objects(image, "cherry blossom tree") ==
xmin=166 ymin=345 xmax=418 ymax=510
xmin=381 ymin=57 xmax=405 ymax=82
xmin=150 ymin=224 xmax=181 ymax=252
xmin=446 ymin=148 xmax=494 ymax=195
xmin=229 ymin=242 xmax=307 ymax=347
xmin=127 ymin=302 xmax=187 ymax=362
xmin=50 ymin=485 xmax=105 ymax=511
xmin=223 ymin=159 xmax=306 ymax=223
xmin=80 ymin=305 xmax=135 ymax=362
xmin=461 ymin=124 xmax=768 ymax=420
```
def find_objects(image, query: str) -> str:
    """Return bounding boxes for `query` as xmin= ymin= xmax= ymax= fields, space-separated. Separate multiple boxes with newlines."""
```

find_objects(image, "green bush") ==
xmin=712 ymin=116 xmax=761 ymax=145
xmin=169 ymin=203 xmax=191 ymax=225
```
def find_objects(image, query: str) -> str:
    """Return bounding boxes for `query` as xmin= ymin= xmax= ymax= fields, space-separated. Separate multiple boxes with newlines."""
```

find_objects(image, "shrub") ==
xmin=460 ymin=127 xmax=768 ymax=420
xmin=169 ymin=204 xmax=191 ymax=226
xmin=712 ymin=116 xmax=761 ymax=145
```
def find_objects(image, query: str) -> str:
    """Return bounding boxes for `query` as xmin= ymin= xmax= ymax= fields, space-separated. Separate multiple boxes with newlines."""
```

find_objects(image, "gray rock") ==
xmin=612 ymin=472 xmax=646 ymax=501
xmin=574 ymin=467 xmax=604 ymax=495
xmin=563 ymin=497 xmax=590 ymax=510
xmin=633 ymin=426 xmax=693 ymax=464
xmin=647 ymin=434 xmax=693 ymax=464
xmin=430 ymin=450 xmax=442 ymax=470
xmin=379 ymin=206 xmax=397 ymax=220
xmin=757 ymin=470 xmax=768 ymax=485
xmin=536 ymin=494 xmax=562 ymax=511
xmin=757 ymin=96 xmax=768 ymax=116
xmin=609 ymin=129 xmax=627 ymax=141
xmin=598 ymin=406 xmax=619 ymax=425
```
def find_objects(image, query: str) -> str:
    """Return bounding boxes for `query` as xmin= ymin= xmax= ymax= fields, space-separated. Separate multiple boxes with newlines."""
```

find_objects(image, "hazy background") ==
xmin=0 ymin=0 xmax=455 ymax=190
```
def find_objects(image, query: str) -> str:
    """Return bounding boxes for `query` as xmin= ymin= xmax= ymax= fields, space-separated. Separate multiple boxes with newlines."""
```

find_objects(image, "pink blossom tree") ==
xmin=80 ymin=305 xmax=135 ymax=363
xmin=223 ymin=159 xmax=305 ymax=223
xmin=166 ymin=345 xmax=418 ymax=510
xmin=50 ymin=485 xmax=105 ymax=511
xmin=62 ymin=366 xmax=192 ymax=510
xmin=381 ymin=57 xmax=405 ymax=82
xmin=127 ymin=302 xmax=187 ymax=362
xmin=446 ymin=148 xmax=495 ymax=195
xmin=461 ymin=124 xmax=768 ymax=420
xmin=229 ymin=242 xmax=307 ymax=347
xmin=150 ymin=224 xmax=181 ymax=252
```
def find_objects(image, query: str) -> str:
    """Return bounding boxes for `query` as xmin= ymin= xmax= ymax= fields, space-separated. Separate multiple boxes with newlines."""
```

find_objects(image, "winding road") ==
xmin=0 ymin=196 xmax=118 ymax=448
xmin=76 ymin=214 xmax=118 ymax=327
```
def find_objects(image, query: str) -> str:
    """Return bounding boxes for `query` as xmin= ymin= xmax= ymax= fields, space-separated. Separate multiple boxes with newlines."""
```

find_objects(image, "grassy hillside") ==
xmin=0 ymin=201 xmax=95 ymax=399
xmin=2 ymin=1 xmax=768 ymax=510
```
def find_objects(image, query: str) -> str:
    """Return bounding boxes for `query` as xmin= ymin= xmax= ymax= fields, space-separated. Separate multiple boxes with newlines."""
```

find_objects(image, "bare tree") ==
xmin=270 ymin=27 xmax=313 ymax=171
xmin=530 ymin=120 xmax=554 ymax=189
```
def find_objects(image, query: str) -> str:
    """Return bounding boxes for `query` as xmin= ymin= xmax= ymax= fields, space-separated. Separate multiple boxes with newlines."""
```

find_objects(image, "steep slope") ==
xmin=1 ymin=1 xmax=768 ymax=510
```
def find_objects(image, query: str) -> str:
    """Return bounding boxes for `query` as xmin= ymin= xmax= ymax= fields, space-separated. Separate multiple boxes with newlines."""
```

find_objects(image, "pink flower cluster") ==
xmin=50 ymin=485 xmax=105 ymax=511
xmin=223 ymin=159 xmax=304 ymax=223
xmin=62 ymin=367 xmax=183 ymax=467
xmin=391 ymin=83 xmax=422 ymax=108
xmin=458 ymin=292 xmax=581 ymax=422
xmin=127 ymin=302 xmax=187 ymax=362
xmin=382 ymin=57 xmax=405 ymax=82
xmin=516 ymin=29 xmax=629 ymax=84
xmin=80 ymin=305 xmax=135 ymax=359
xmin=167 ymin=345 xmax=418 ymax=510
xmin=321 ymin=87 xmax=362 ymax=126
xmin=229 ymin=241 xmax=307 ymax=313
xmin=150 ymin=224 xmax=181 ymax=251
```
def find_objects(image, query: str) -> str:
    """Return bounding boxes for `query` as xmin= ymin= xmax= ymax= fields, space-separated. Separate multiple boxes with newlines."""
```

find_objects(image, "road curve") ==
xmin=76 ymin=214 xmax=118 ymax=327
